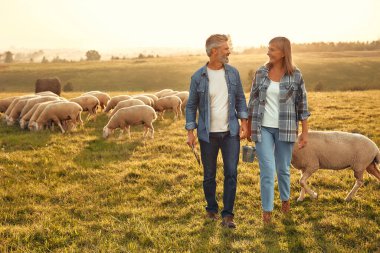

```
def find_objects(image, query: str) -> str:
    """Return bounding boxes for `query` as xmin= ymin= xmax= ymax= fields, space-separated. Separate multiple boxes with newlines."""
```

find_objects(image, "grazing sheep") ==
xmin=7 ymin=97 xmax=40 ymax=125
xmin=155 ymin=89 xmax=174 ymax=98
xmin=0 ymin=96 xmax=17 ymax=113
xmin=82 ymin=91 xmax=111 ymax=111
xmin=104 ymin=95 xmax=132 ymax=113
xmin=27 ymin=100 xmax=65 ymax=130
xmin=103 ymin=105 xmax=157 ymax=139
xmin=154 ymin=95 xmax=182 ymax=120
xmin=69 ymin=95 xmax=100 ymax=120
xmin=36 ymin=91 xmax=60 ymax=97
xmin=291 ymin=131 xmax=380 ymax=201
xmin=33 ymin=102 xmax=83 ymax=133
xmin=132 ymin=95 xmax=154 ymax=107
xmin=109 ymin=99 xmax=145 ymax=118
xmin=35 ymin=77 xmax=61 ymax=96
xmin=20 ymin=96 xmax=60 ymax=119
xmin=4 ymin=95 xmax=37 ymax=119
xmin=140 ymin=94 xmax=158 ymax=105
xmin=174 ymin=91 xmax=189 ymax=111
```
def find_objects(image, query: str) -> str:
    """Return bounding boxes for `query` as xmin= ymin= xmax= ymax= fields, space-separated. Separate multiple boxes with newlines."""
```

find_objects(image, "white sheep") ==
xmin=36 ymin=91 xmax=60 ymax=97
xmin=109 ymin=99 xmax=145 ymax=118
xmin=174 ymin=91 xmax=189 ymax=111
xmin=7 ymin=97 xmax=39 ymax=125
xmin=155 ymin=89 xmax=174 ymax=98
xmin=0 ymin=96 xmax=17 ymax=113
xmin=4 ymin=95 xmax=37 ymax=119
xmin=103 ymin=105 xmax=157 ymax=139
xmin=132 ymin=95 xmax=154 ymax=107
xmin=20 ymin=96 xmax=60 ymax=119
xmin=291 ymin=131 xmax=380 ymax=201
xmin=69 ymin=95 xmax=100 ymax=120
xmin=82 ymin=91 xmax=111 ymax=111
xmin=104 ymin=95 xmax=132 ymax=113
xmin=154 ymin=95 xmax=182 ymax=120
xmin=33 ymin=102 xmax=83 ymax=133
xmin=27 ymin=100 xmax=65 ymax=130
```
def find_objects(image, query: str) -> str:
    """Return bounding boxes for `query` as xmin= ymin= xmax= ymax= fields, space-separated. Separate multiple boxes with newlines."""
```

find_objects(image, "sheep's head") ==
xmin=103 ymin=126 xmax=112 ymax=138
xmin=7 ymin=118 xmax=15 ymax=126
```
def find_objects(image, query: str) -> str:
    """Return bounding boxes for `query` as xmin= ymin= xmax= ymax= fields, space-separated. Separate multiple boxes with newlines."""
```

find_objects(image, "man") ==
xmin=185 ymin=34 xmax=248 ymax=228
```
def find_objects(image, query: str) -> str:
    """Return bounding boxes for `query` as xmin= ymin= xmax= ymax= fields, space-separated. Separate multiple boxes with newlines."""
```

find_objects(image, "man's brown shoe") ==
xmin=221 ymin=215 xmax=236 ymax=229
xmin=206 ymin=211 xmax=219 ymax=221
xmin=281 ymin=200 xmax=290 ymax=213
xmin=263 ymin=211 xmax=272 ymax=225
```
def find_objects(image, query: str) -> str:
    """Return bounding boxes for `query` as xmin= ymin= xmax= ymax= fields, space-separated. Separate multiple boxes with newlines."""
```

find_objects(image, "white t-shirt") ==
xmin=262 ymin=80 xmax=280 ymax=128
xmin=207 ymin=67 xmax=229 ymax=132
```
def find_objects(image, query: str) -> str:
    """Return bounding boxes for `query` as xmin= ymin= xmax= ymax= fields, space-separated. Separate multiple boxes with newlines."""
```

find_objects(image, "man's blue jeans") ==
xmin=199 ymin=132 xmax=240 ymax=218
xmin=255 ymin=127 xmax=294 ymax=212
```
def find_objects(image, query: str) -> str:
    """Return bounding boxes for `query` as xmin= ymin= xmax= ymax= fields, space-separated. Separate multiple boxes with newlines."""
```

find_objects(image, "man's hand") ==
xmin=239 ymin=119 xmax=248 ymax=140
xmin=187 ymin=130 xmax=197 ymax=147
xmin=298 ymin=132 xmax=308 ymax=149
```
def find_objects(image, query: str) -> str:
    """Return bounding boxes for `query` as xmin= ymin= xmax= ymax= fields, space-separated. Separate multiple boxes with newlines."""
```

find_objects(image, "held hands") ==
xmin=298 ymin=132 xmax=308 ymax=149
xmin=239 ymin=119 xmax=249 ymax=140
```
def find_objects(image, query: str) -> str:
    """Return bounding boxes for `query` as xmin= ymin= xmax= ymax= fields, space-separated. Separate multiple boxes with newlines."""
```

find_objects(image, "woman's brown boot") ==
xmin=281 ymin=200 xmax=290 ymax=213
xmin=263 ymin=211 xmax=272 ymax=224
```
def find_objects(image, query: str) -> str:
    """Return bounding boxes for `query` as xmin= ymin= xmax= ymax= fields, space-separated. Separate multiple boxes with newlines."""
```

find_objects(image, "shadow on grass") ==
xmin=282 ymin=213 xmax=307 ymax=252
xmin=73 ymin=137 xmax=141 ymax=168
xmin=191 ymin=220 xmax=218 ymax=252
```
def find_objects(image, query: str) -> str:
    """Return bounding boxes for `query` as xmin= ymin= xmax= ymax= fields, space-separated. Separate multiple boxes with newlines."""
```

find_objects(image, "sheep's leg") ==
xmin=127 ymin=125 xmax=131 ymax=139
xmin=177 ymin=105 xmax=182 ymax=119
xmin=345 ymin=169 xmax=364 ymax=201
xmin=143 ymin=125 xmax=149 ymax=139
xmin=145 ymin=122 xmax=154 ymax=139
xmin=161 ymin=111 xmax=165 ymax=120
xmin=298 ymin=187 xmax=306 ymax=202
xmin=366 ymin=162 xmax=380 ymax=181
xmin=52 ymin=116 xmax=65 ymax=133
xmin=298 ymin=170 xmax=318 ymax=201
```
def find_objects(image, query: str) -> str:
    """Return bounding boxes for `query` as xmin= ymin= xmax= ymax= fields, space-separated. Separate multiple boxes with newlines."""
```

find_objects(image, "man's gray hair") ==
xmin=205 ymin=34 xmax=228 ymax=57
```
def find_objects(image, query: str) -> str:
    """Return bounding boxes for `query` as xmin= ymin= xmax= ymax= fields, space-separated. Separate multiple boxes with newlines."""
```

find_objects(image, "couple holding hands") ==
xmin=185 ymin=34 xmax=310 ymax=228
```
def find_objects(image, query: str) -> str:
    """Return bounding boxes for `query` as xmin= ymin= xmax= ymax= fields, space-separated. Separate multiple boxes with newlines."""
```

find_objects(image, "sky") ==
xmin=0 ymin=0 xmax=379 ymax=52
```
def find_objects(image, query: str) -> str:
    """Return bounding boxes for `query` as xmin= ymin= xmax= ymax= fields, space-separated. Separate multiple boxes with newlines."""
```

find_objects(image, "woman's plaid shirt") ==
xmin=247 ymin=66 xmax=311 ymax=142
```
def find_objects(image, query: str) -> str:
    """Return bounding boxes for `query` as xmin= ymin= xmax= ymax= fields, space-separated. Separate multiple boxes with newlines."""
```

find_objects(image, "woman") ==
xmin=247 ymin=37 xmax=310 ymax=224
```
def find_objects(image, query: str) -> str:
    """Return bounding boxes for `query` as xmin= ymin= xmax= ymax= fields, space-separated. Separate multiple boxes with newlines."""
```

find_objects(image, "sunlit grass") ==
xmin=0 ymin=90 xmax=379 ymax=252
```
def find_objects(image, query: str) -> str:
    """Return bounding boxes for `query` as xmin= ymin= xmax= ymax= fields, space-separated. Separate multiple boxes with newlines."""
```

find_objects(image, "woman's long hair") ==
xmin=266 ymin=37 xmax=295 ymax=75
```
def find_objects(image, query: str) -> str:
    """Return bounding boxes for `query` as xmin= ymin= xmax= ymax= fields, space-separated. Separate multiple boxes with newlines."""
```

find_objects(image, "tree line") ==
xmin=242 ymin=40 xmax=380 ymax=54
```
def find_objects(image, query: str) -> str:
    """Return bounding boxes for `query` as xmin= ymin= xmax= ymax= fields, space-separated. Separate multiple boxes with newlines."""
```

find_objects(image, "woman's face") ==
xmin=267 ymin=43 xmax=284 ymax=65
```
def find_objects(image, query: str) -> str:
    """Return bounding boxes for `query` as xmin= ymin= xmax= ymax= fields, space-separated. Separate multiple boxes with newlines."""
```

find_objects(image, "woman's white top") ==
xmin=262 ymin=80 xmax=280 ymax=128
xmin=207 ymin=67 xmax=229 ymax=132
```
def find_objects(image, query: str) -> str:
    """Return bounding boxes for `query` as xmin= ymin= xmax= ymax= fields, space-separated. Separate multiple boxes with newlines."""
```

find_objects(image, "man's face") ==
xmin=214 ymin=42 xmax=230 ymax=64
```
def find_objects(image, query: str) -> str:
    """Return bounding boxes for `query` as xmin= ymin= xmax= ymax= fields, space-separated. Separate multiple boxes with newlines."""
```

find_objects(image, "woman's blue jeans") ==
xmin=255 ymin=127 xmax=294 ymax=212
xmin=199 ymin=132 xmax=240 ymax=218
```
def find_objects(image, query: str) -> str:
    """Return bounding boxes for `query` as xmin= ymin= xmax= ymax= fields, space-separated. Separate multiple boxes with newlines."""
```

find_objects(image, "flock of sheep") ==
xmin=1 ymin=88 xmax=379 ymax=202
xmin=0 ymin=89 xmax=189 ymax=139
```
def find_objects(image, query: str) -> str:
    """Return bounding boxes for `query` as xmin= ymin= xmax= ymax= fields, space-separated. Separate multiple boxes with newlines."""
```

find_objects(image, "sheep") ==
xmin=4 ymin=95 xmax=37 ymax=119
xmin=103 ymin=105 xmax=157 ymax=139
xmin=7 ymin=97 xmax=40 ymax=125
xmin=82 ymin=91 xmax=111 ymax=111
xmin=69 ymin=95 xmax=100 ymax=120
xmin=109 ymin=99 xmax=145 ymax=118
xmin=155 ymin=89 xmax=174 ymax=98
xmin=140 ymin=94 xmax=158 ymax=105
xmin=173 ymin=91 xmax=189 ymax=111
xmin=19 ymin=96 xmax=60 ymax=119
xmin=0 ymin=96 xmax=17 ymax=113
xmin=33 ymin=102 xmax=83 ymax=133
xmin=132 ymin=95 xmax=154 ymax=107
xmin=36 ymin=91 xmax=60 ymax=97
xmin=291 ymin=131 xmax=380 ymax=202
xmin=104 ymin=95 xmax=132 ymax=113
xmin=154 ymin=95 xmax=182 ymax=120
xmin=27 ymin=100 xmax=65 ymax=130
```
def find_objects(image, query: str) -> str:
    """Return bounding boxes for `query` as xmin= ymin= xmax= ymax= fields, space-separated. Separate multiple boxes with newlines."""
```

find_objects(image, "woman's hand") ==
xmin=298 ymin=132 xmax=308 ymax=149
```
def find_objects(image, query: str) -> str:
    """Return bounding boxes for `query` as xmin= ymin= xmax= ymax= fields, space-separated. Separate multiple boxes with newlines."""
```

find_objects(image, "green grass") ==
xmin=0 ymin=90 xmax=379 ymax=252
xmin=1 ymin=51 xmax=380 ymax=93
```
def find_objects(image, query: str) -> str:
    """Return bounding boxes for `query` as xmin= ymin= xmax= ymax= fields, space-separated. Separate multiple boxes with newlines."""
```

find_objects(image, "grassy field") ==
xmin=1 ymin=51 xmax=380 ymax=93
xmin=0 ymin=90 xmax=379 ymax=252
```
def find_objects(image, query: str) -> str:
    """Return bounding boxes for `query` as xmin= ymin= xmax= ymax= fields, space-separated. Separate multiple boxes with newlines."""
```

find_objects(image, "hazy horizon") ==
xmin=1 ymin=0 xmax=379 ymax=53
